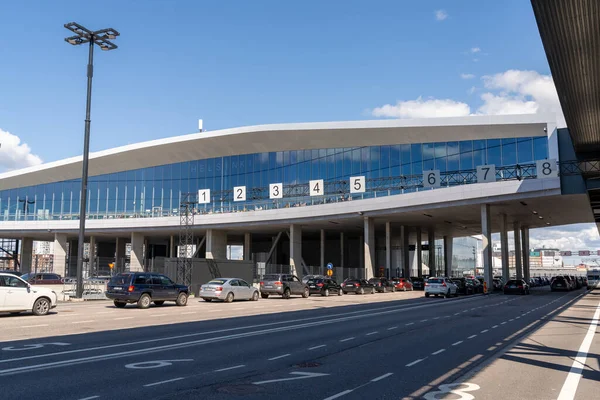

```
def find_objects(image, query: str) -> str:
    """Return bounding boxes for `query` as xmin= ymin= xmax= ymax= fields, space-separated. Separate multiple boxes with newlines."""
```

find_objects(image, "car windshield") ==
xmin=263 ymin=275 xmax=281 ymax=281
xmin=109 ymin=275 xmax=131 ymax=285
xmin=428 ymin=278 xmax=443 ymax=284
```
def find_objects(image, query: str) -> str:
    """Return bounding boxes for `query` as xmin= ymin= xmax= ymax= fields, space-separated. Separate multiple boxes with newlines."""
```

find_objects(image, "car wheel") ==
xmin=261 ymin=293 xmax=269 ymax=299
xmin=445 ymin=291 xmax=450 ymax=298
xmin=283 ymin=288 xmax=291 ymax=299
xmin=323 ymin=289 xmax=330 ymax=297
xmin=391 ymin=286 xmax=396 ymax=292
xmin=137 ymin=294 xmax=151 ymax=309
xmin=338 ymin=289 xmax=343 ymax=296
xmin=425 ymin=293 xmax=430 ymax=298
xmin=154 ymin=301 xmax=165 ymax=306
xmin=32 ymin=298 xmax=51 ymax=316
xmin=359 ymin=288 xmax=364 ymax=295
xmin=371 ymin=288 xmax=375 ymax=294
xmin=114 ymin=301 xmax=126 ymax=308
xmin=203 ymin=298 xmax=212 ymax=302
xmin=302 ymin=288 xmax=310 ymax=298
xmin=403 ymin=287 xmax=407 ymax=292
xmin=225 ymin=292 xmax=234 ymax=303
xmin=252 ymin=291 xmax=259 ymax=301
xmin=176 ymin=292 xmax=188 ymax=306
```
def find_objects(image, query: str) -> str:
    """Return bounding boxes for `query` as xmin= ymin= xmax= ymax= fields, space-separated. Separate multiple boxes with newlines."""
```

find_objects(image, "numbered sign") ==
xmin=423 ymin=170 xmax=441 ymax=188
xmin=309 ymin=179 xmax=324 ymax=196
xmin=233 ymin=186 xmax=246 ymax=202
xmin=476 ymin=164 xmax=496 ymax=183
xmin=536 ymin=159 xmax=558 ymax=178
xmin=198 ymin=189 xmax=210 ymax=204
xmin=349 ymin=176 xmax=365 ymax=193
xmin=269 ymin=183 xmax=283 ymax=199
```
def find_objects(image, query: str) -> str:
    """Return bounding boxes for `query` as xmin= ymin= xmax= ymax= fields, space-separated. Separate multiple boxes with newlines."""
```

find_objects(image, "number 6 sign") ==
xmin=423 ymin=170 xmax=441 ymax=188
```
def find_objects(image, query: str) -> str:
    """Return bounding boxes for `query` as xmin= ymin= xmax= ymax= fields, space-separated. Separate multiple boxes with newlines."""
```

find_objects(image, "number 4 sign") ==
xmin=536 ymin=159 xmax=558 ymax=178
xmin=309 ymin=179 xmax=324 ymax=196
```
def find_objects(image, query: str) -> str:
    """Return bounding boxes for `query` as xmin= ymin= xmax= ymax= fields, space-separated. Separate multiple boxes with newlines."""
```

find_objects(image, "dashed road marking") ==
xmin=405 ymin=322 xmax=414 ymax=326
xmin=144 ymin=377 xmax=184 ymax=387
xmin=268 ymin=354 xmax=291 ymax=361
xmin=72 ymin=320 xmax=95 ymax=324
xmin=114 ymin=317 xmax=134 ymax=321
xmin=432 ymin=349 xmax=446 ymax=355
xmin=215 ymin=364 xmax=245 ymax=372
xmin=492 ymin=325 xmax=498 ymax=329
xmin=452 ymin=341 xmax=463 ymax=346
xmin=366 ymin=331 xmax=378 ymax=336
xmin=371 ymin=372 xmax=393 ymax=382
xmin=323 ymin=389 xmax=353 ymax=400
xmin=406 ymin=359 xmax=424 ymax=367
xmin=468 ymin=334 xmax=477 ymax=339
xmin=340 ymin=337 xmax=355 ymax=342
xmin=387 ymin=326 xmax=398 ymax=331
xmin=480 ymin=329 xmax=489 ymax=333
xmin=309 ymin=345 xmax=326 ymax=350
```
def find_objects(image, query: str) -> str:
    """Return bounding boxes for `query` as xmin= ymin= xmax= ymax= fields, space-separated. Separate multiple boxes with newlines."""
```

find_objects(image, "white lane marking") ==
xmin=340 ymin=337 xmax=355 ymax=342
xmin=214 ymin=364 xmax=245 ymax=372
xmin=557 ymin=300 xmax=600 ymax=400
xmin=452 ymin=341 xmax=463 ymax=346
xmin=433 ymin=317 xmax=440 ymax=320
xmin=371 ymin=372 xmax=393 ymax=382
xmin=492 ymin=325 xmax=499 ymax=329
xmin=432 ymin=349 xmax=446 ymax=355
xmin=143 ymin=377 xmax=184 ymax=387
xmin=208 ymin=310 xmax=219 ymax=313
xmin=72 ymin=320 xmax=95 ymax=324
xmin=420 ymin=319 xmax=428 ymax=322
xmin=454 ymin=312 xmax=460 ymax=316
xmin=405 ymin=322 xmax=415 ymax=326
xmin=152 ymin=314 xmax=168 ymax=317
xmin=78 ymin=396 xmax=100 ymax=400
xmin=406 ymin=359 xmax=424 ymax=367
xmin=268 ymin=353 xmax=291 ymax=361
xmin=323 ymin=389 xmax=353 ymax=400
xmin=309 ymin=345 xmax=326 ymax=350
xmin=114 ymin=317 xmax=134 ymax=321
xmin=501 ymin=321 xmax=507 ymax=325
xmin=480 ymin=329 xmax=489 ymax=333
xmin=22 ymin=325 xmax=48 ymax=328
xmin=515 ymin=316 xmax=521 ymax=319
xmin=509 ymin=319 xmax=514 ymax=322
xmin=366 ymin=331 xmax=378 ymax=336
xmin=387 ymin=326 xmax=398 ymax=330
xmin=468 ymin=335 xmax=477 ymax=339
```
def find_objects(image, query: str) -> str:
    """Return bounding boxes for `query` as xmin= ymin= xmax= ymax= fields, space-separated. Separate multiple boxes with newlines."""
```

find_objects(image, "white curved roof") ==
xmin=0 ymin=114 xmax=551 ymax=190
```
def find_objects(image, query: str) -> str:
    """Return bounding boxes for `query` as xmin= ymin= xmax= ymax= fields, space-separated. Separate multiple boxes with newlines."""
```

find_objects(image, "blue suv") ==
xmin=106 ymin=272 xmax=189 ymax=309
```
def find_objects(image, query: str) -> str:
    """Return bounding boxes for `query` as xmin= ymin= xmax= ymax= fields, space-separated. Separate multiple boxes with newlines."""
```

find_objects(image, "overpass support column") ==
xmin=320 ymin=229 xmax=326 ymax=270
xmin=206 ymin=229 xmax=227 ymax=260
xmin=521 ymin=227 xmax=530 ymax=282
xmin=340 ymin=232 xmax=345 ymax=269
xmin=385 ymin=222 xmax=392 ymax=278
xmin=514 ymin=222 xmax=523 ymax=280
xmin=89 ymin=236 xmax=96 ymax=274
xmin=20 ymin=237 xmax=33 ymax=274
xmin=428 ymin=228 xmax=436 ymax=277
xmin=401 ymin=226 xmax=410 ymax=278
xmin=130 ymin=233 xmax=145 ymax=272
xmin=443 ymin=236 xmax=453 ymax=278
xmin=115 ymin=237 xmax=126 ymax=272
xmin=53 ymin=233 xmax=68 ymax=277
xmin=416 ymin=227 xmax=423 ymax=278
xmin=169 ymin=235 xmax=176 ymax=258
xmin=244 ymin=233 xmax=252 ymax=261
xmin=500 ymin=214 xmax=510 ymax=281
xmin=289 ymin=224 xmax=302 ymax=278
xmin=363 ymin=217 xmax=375 ymax=280
xmin=481 ymin=204 xmax=493 ymax=292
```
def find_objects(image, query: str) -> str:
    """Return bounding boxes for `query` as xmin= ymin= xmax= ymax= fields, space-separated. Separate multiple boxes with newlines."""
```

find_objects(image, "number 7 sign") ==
xmin=476 ymin=165 xmax=496 ymax=183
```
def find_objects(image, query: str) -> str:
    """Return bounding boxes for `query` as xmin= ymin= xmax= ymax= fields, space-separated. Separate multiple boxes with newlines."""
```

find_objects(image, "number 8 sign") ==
xmin=536 ymin=159 xmax=558 ymax=178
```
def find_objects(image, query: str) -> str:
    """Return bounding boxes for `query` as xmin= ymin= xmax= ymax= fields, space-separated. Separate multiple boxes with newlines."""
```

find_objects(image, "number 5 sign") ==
xmin=536 ymin=159 xmax=558 ymax=178
xmin=350 ymin=176 xmax=365 ymax=193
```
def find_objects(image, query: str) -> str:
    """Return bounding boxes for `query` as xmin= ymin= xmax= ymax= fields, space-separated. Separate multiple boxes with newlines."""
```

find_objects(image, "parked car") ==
xmin=550 ymin=276 xmax=571 ymax=292
xmin=368 ymin=277 xmax=395 ymax=293
xmin=0 ymin=272 xmax=58 ymax=316
xmin=259 ymin=274 xmax=309 ymax=299
xmin=503 ymin=279 xmax=530 ymax=295
xmin=493 ymin=278 xmax=504 ymax=291
xmin=105 ymin=272 xmax=189 ymax=308
xmin=425 ymin=277 xmax=458 ymax=298
xmin=341 ymin=279 xmax=375 ymax=295
xmin=452 ymin=278 xmax=474 ymax=295
xmin=307 ymin=277 xmax=343 ymax=296
xmin=466 ymin=278 xmax=484 ymax=293
xmin=0 ymin=270 xmax=21 ymax=276
xmin=199 ymin=278 xmax=259 ymax=302
xmin=391 ymin=277 xmax=414 ymax=291
xmin=20 ymin=273 xmax=63 ymax=285
xmin=411 ymin=277 xmax=426 ymax=290
xmin=302 ymin=274 xmax=326 ymax=284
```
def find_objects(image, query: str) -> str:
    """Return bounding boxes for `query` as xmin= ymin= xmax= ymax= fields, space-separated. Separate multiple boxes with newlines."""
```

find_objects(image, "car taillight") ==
xmin=356 ymin=284 xmax=360 ymax=287
xmin=442 ymin=282 xmax=447 ymax=287
xmin=424 ymin=282 xmax=429 ymax=286
xmin=317 ymin=283 xmax=324 ymax=287
xmin=518 ymin=285 xmax=523 ymax=288
xmin=341 ymin=283 xmax=345 ymax=287
xmin=260 ymin=282 xmax=264 ymax=285
xmin=216 ymin=286 xmax=223 ymax=291
xmin=274 ymin=281 xmax=282 ymax=285
xmin=128 ymin=285 xmax=135 ymax=292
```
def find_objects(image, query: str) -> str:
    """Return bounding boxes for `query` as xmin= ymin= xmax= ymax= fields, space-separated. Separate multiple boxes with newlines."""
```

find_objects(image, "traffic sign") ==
xmin=327 ymin=263 xmax=333 ymax=270
xmin=326 ymin=270 xmax=333 ymax=277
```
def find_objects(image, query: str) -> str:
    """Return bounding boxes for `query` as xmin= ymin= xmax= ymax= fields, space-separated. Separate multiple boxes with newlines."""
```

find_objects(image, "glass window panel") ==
xmin=335 ymin=150 xmax=343 ymax=179
xmin=533 ymin=136 xmax=548 ymax=160
xmin=422 ymin=143 xmax=435 ymax=170
xmin=459 ymin=141 xmax=473 ymax=170
xmin=361 ymin=147 xmax=369 ymax=174
xmin=434 ymin=142 xmax=447 ymax=158
xmin=517 ymin=137 xmax=533 ymax=163
xmin=435 ymin=156 xmax=447 ymax=172
xmin=411 ymin=144 xmax=422 ymax=175
xmin=487 ymin=139 xmax=502 ymax=166
xmin=352 ymin=148 xmax=361 ymax=174
xmin=369 ymin=146 xmax=380 ymax=178
xmin=501 ymin=138 xmax=517 ymax=166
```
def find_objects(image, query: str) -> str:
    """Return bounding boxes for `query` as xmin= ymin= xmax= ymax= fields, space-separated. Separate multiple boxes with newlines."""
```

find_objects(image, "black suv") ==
xmin=307 ymin=277 xmax=343 ymax=296
xmin=106 ymin=272 xmax=189 ymax=309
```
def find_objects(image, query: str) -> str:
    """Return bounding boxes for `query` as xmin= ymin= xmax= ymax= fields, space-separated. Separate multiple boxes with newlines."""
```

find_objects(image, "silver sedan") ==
xmin=199 ymin=278 xmax=259 ymax=303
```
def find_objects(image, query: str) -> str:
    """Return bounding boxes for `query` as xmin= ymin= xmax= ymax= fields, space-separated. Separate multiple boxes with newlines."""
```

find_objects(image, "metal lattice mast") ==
xmin=177 ymin=192 xmax=196 ymax=286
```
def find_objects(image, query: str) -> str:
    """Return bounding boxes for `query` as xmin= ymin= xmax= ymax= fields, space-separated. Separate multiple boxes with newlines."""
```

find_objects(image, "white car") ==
xmin=0 ymin=272 xmax=58 ymax=315
xmin=425 ymin=277 xmax=458 ymax=298
xmin=199 ymin=277 xmax=259 ymax=302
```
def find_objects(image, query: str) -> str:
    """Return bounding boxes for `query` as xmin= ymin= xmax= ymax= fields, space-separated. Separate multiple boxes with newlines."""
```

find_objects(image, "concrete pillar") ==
xmin=53 ymin=233 xmax=68 ymax=277
xmin=320 ymin=229 xmax=326 ymax=270
xmin=500 ymin=214 xmax=510 ymax=281
xmin=89 ymin=236 xmax=96 ymax=274
xmin=340 ymin=232 xmax=345 ymax=269
xmin=481 ymin=204 xmax=493 ymax=292
xmin=130 ymin=232 xmax=145 ymax=272
xmin=514 ymin=221 xmax=523 ymax=280
xmin=206 ymin=229 xmax=227 ymax=259
xmin=416 ymin=227 xmax=423 ymax=278
xmin=364 ymin=217 xmax=375 ymax=280
xmin=443 ymin=235 xmax=453 ymax=278
xmin=521 ymin=226 xmax=530 ymax=282
xmin=385 ymin=222 xmax=391 ymax=278
xmin=401 ymin=226 xmax=410 ymax=278
xmin=359 ymin=235 xmax=364 ymax=275
xmin=115 ymin=237 xmax=126 ymax=272
xmin=428 ymin=228 xmax=436 ymax=277
xmin=244 ymin=233 xmax=252 ymax=261
xmin=289 ymin=224 xmax=302 ymax=278
xmin=169 ymin=235 xmax=176 ymax=258
xmin=19 ymin=237 xmax=33 ymax=274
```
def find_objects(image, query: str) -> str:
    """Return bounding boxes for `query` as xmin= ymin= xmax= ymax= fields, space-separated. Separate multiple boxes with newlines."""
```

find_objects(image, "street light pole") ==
xmin=64 ymin=22 xmax=119 ymax=298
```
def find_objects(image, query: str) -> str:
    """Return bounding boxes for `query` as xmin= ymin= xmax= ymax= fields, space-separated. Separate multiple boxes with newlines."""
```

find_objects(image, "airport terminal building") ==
xmin=0 ymin=114 xmax=595 ymax=287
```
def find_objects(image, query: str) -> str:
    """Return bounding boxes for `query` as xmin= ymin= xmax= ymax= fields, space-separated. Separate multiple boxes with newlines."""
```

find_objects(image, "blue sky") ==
xmin=0 ymin=0 xmax=598 ymax=258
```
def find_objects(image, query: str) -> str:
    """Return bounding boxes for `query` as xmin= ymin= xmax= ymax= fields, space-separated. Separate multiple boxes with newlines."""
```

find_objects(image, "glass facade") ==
xmin=0 ymin=136 xmax=548 ymax=221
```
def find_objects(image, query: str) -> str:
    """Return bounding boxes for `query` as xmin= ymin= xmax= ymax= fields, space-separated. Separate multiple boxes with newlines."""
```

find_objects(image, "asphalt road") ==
xmin=0 ymin=287 xmax=596 ymax=400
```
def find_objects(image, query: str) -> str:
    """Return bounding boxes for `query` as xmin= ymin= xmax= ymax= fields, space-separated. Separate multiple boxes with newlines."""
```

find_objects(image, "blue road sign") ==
xmin=327 ymin=263 xmax=333 ymax=270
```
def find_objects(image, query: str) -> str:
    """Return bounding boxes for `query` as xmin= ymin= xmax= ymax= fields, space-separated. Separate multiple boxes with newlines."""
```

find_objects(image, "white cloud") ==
xmin=471 ymin=47 xmax=481 ymax=53
xmin=0 ymin=128 xmax=43 ymax=171
xmin=530 ymin=224 xmax=600 ymax=254
xmin=435 ymin=10 xmax=448 ymax=21
xmin=461 ymin=73 xmax=475 ymax=80
xmin=370 ymin=69 xmax=566 ymax=127
xmin=371 ymin=97 xmax=470 ymax=119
